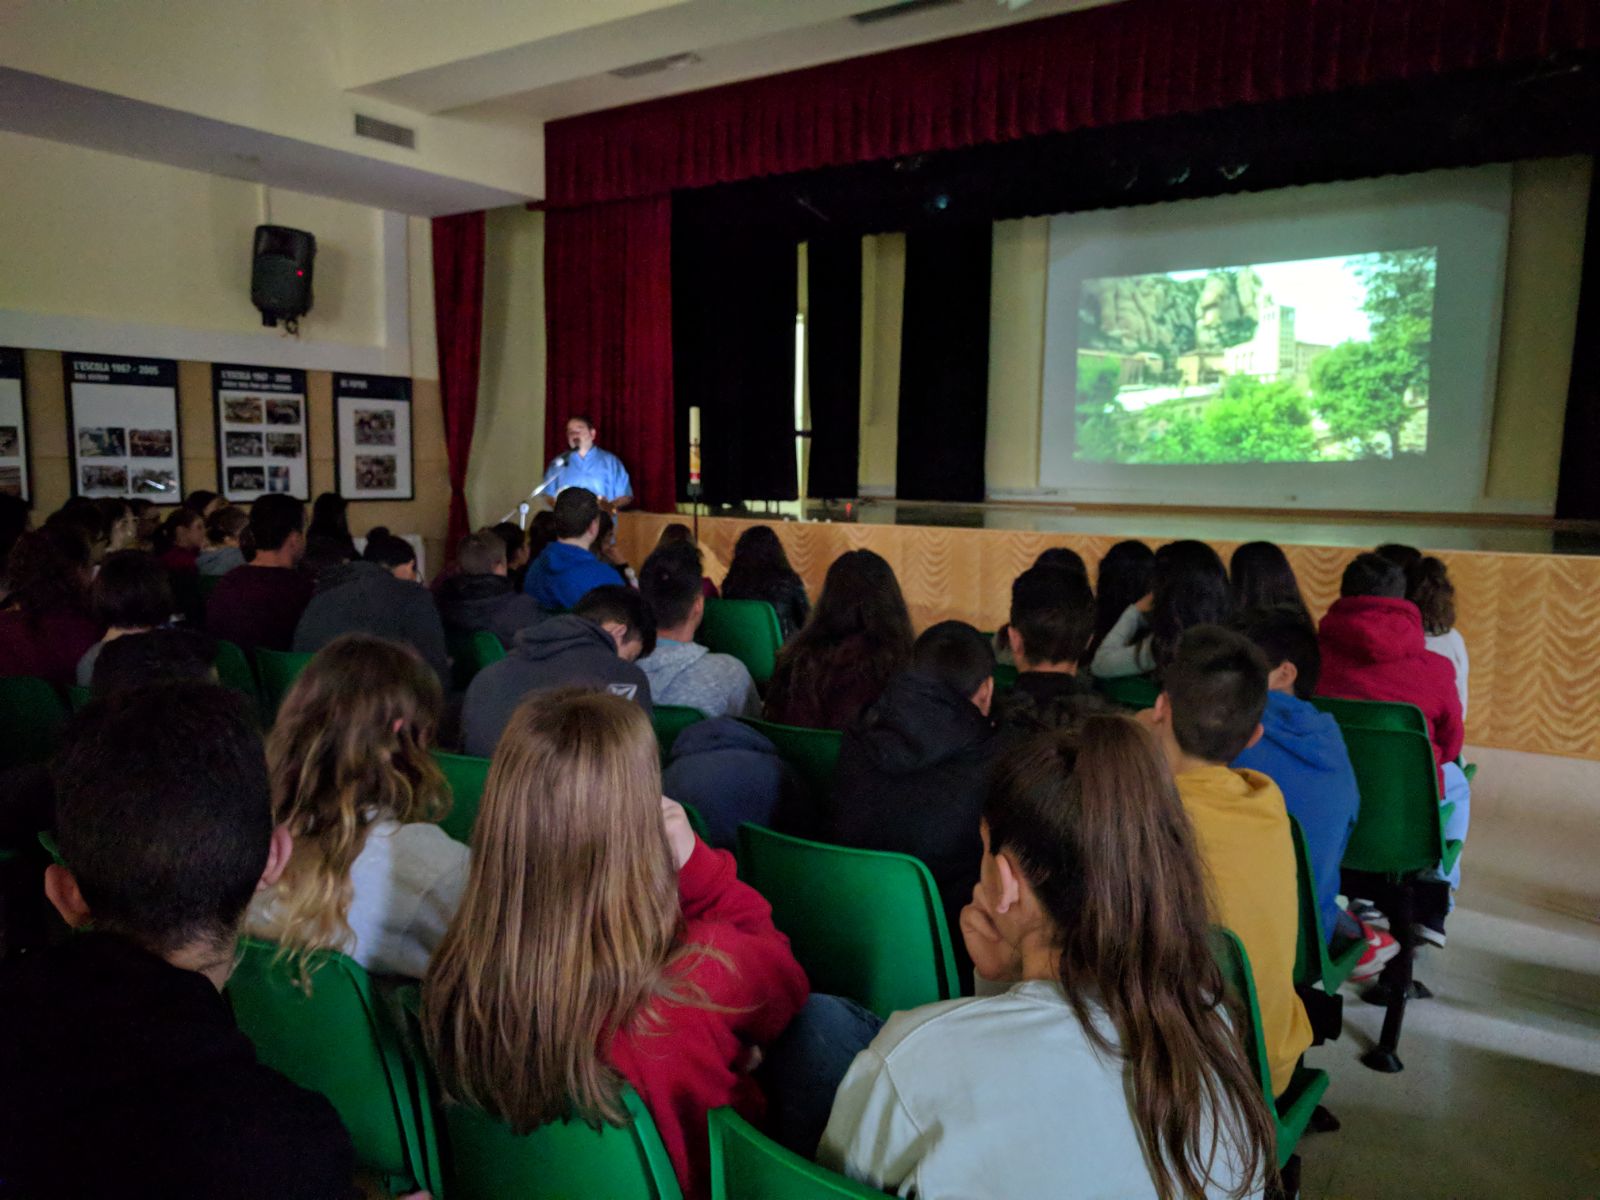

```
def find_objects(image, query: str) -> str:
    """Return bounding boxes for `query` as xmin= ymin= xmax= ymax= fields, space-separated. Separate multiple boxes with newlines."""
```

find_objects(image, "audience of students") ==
xmin=637 ymin=542 xmax=761 ymax=719
xmin=0 ymin=527 xmax=99 ymax=687
xmin=461 ymin=584 xmax=655 ymax=757
xmin=821 ymin=717 xmax=1275 ymax=1199
xmin=436 ymin=528 xmax=546 ymax=647
xmin=524 ymin=487 xmax=626 ymax=612
xmin=1092 ymin=539 xmax=1233 ymax=679
xmin=0 ymin=683 xmax=356 ymax=1197
xmin=76 ymin=549 xmax=175 ymax=685
xmin=721 ymin=525 xmax=810 ymax=638
xmin=293 ymin=527 xmax=451 ymax=687
xmin=993 ymin=563 xmax=1108 ymax=739
xmin=199 ymin=505 xmax=250 ymax=576
xmin=1230 ymin=540 xmax=1310 ymax=617
xmin=205 ymin=494 xmax=313 ymax=652
xmin=424 ymin=689 xmax=812 ymax=1198
xmin=765 ymin=549 xmax=913 ymax=730
xmin=1143 ymin=625 xmax=1313 ymax=1098
xmin=1086 ymin=538 xmax=1154 ymax=663
xmin=249 ymin=636 xmax=466 ymax=981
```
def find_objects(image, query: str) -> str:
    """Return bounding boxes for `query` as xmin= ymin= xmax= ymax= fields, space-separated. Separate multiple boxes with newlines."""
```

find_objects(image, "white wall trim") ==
xmin=382 ymin=209 xmax=413 ymax=377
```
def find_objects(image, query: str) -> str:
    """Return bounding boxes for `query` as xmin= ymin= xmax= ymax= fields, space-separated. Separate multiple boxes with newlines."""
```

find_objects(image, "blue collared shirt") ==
xmin=547 ymin=446 xmax=632 ymax=502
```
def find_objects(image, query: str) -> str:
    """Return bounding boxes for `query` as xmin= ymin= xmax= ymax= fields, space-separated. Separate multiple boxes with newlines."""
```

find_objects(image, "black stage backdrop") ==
xmin=805 ymin=234 xmax=863 ymax=499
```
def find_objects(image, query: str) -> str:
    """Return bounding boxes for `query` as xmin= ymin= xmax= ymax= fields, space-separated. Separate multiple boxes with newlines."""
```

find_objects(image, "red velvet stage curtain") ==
xmin=544 ymin=196 xmax=676 ymax=513
xmin=431 ymin=210 xmax=487 ymax=557
xmin=546 ymin=0 xmax=1598 ymax=207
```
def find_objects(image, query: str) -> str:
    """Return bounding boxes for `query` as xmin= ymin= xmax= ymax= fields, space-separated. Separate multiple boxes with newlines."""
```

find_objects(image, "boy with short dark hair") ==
xmin=1144 ymin=625 xmax=1312 ymax=1098
xmin=436 ymin=528 xmax=546 ymax=647
xmin=993 ymin=564 xmax=1107 ymax=738
xmin=523 ymin=487 xmax=621 ymax=611
xmin=205 ymin=494 xmax=314 ymax=652
xmin=0 ymin=683 xmax=355 ymax=1198
xmin=637 ymin=542 xmax=759 ymax=718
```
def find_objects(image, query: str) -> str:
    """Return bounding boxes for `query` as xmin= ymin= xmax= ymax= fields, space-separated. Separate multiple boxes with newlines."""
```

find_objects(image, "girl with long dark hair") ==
xmin=1229 ymin=541 xmax=1308 ymax=618
xmin=721 ymin=525 xmax=810 ymax=639
xmin=1087 ymin=540 xmax=1154 ymax=663
xmin=1091 ymin=540 xmax=1232 ymax=678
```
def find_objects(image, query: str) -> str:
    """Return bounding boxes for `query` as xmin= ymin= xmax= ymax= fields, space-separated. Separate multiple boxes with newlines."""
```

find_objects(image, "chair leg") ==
xmin=1309 ymin=1104 xmax=1341 ymax=1133
xmin=1272 ymin=1153 xmax=1303 ymax=1200
xmin=1359 ymin=881 xmax=1413 ymax=1072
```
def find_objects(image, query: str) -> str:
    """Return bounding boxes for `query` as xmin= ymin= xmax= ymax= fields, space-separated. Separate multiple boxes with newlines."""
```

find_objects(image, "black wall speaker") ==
xmin=251 ymin=225 xmax=316 ymax=332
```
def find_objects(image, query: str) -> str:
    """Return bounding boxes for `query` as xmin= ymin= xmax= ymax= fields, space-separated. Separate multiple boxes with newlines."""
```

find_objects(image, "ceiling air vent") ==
xmin=609 ymin=51 xmax=703 ymax=80
xmin=852 ymin=0 xmax=961 ymax=25
xmin=354 ymin=114 xmax=416 ymax=150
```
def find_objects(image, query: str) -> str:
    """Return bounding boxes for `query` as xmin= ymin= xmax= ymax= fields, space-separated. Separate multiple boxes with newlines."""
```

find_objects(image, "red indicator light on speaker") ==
xmin=296 ymin=269 xmax=304 ymax=276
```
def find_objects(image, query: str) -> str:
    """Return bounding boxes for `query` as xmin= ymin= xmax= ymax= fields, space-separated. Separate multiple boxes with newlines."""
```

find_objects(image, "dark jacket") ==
xmin=205 ymin=565 xmax=315 ymax=653
xmin=523 ymin=541 xmax=625 ymax=612
xmin=0 ymin=932 xmax=354 ymax=1199
xmin=721 ymin=572 xmax=810 ymax=641
xmin=292 ymin=560 xmax=451 ymax=686
xmin=662 ymin=717 xmax=807 ymax=851
xmin=435 ymin=572 xmax=546 ymax=648
xmin=461 ymin=615 xmax=652 ymax=757
xmin=828 ymin=670 xmax=997 ymax=981
xmin=993 ymin=670 xmax=1110 ymax=741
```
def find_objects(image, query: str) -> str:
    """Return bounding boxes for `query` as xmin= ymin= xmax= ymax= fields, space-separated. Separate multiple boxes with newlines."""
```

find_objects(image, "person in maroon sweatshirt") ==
xmin=205 ymin=494 xmax=313 ymax=653
xmin=1317 ymin=551 xmax=1469 ymax=944
xmin=424 ymin=687 xmax=841 ymax=1199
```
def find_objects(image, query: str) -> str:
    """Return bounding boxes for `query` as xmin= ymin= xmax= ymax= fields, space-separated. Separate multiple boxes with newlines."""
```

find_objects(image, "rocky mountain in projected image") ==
xmin=1074 ymin=249 xmax=1436 ymax=466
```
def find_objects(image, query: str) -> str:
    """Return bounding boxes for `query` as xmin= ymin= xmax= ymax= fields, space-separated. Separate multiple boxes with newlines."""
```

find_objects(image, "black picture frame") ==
xmin=63 ymin=351 xmax=183 ymax=504
xmin=0 ymin=347 xmax=34 ymax=507
xmin=333 ymin=372 xmax=414 ymax=501
xmin=212 ymin=363 xmax=311 ymax=503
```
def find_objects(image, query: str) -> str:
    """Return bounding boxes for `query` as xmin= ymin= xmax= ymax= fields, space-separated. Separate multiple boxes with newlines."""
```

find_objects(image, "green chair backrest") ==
xmin=255 ymin=648 xmax=314 ymax=719
xmin=699 ymin=599 xmax=783 ymax=686
xmin=443 ymin=1085 xmax=683 ymax=1200
xmin=1311 ymin=695 xmax=1427 ymax=736
xmin=992 ymin=662 xmax=1019 ymax=693
xmin=738 ymin=718 xmax=842 ymax=807
xmin=1095 ymin=674 xmax=1160 ymax=710
xmin=227 ymin=938 xmax=438 ymax=1195
xmin=446 ymin=628 xmax=508 ymax=692
xmin=66 ymin=684 xmax=93 ymax=713
xmin=433 ymin=749 xmax=491 ymax=845
xmin=1289 ymin=816 xmax=1362 ymax=993
xmin=736 ymin=824 xmax=958 ymax=1019
xmin=212 ymin=638 xmax=259 ymax=702
xmin=1326 ymin=716 xmax=1456 ymax=878
xmin=652 ymin=704 xmax=705 ymax=761
xmin=708 ymin=1106 xmax=882 ymax=1199
xmin=0 ymin=676 xmax=69 ymax=771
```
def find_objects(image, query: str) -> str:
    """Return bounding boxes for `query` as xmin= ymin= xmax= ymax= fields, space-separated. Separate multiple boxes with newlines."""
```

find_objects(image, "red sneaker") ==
xmin=1349 ymin=923 xmax=1401 ymax=983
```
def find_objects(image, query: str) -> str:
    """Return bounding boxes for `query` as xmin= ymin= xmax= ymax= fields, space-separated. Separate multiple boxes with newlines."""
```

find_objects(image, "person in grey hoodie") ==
xmin=460 ymin=585 xmax=655 ymax=758
xmin=292 ymin=527 xmax=451 ymax=687
xmin=637 ymin=542 xmax=760 ymax=719
xmin=435 ymin=529 xmax=546 ymax=648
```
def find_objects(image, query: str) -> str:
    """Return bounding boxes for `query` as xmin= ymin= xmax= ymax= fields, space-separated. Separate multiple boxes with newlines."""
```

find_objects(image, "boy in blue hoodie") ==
xmin=524 ymin=487 xmax=629 ymax=611
xmin=1231 ymin=605 xmax=1397 ymax=981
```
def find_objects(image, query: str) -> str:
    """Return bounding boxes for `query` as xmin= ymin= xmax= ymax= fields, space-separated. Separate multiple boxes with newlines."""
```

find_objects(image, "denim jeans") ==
xmin=757 ymin=994 xmax=884 ymax=1158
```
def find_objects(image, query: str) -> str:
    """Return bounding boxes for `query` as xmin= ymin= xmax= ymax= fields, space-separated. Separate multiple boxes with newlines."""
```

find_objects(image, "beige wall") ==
xmin=858 ymin=233 xmax=905 ymax=492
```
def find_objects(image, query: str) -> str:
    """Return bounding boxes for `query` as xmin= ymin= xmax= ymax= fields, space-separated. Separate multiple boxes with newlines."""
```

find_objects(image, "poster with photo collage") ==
xmin=214 ymin=363 xmax=309 ymax=502
xmin=0 ymin=348 xmax=30 ymax=503
xmin=334 ymin=372 xmax=413 ymax=500
xmin=66 ymin=352 xmax=182 ymax=503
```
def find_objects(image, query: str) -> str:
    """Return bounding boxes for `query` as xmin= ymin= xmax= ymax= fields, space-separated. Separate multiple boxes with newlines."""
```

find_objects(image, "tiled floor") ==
xmin=1298 ymin=746 xmax=1600 ymax=1199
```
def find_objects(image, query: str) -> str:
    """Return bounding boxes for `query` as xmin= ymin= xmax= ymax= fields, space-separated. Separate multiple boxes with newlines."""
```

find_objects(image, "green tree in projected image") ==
xmin=1074 ymin=248 xmax=1436 ymax=465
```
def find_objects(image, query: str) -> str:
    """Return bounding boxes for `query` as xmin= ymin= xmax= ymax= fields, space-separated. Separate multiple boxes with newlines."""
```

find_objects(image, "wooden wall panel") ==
xmin=619 ymin=513 xmax=1600 ymax=762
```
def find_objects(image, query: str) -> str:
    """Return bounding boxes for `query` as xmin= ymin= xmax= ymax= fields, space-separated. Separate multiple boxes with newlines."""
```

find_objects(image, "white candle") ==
xmin=689 ymin=406 xmax=701 ymax=445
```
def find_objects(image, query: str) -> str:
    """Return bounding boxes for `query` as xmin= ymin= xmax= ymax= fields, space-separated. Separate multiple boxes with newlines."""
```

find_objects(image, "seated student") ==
xmin=821 ymin=717 xmax=1274 ymax=1200
xmin=435 ymin=528 xmax=545 ymax=647
xmin=1377 ymin=545 xmax=1470 ymax=718
xmin=1230 ymin=541 xmax=1309 ymax=618
xmin=92 ymin=626 xmax=218 ymax=695
xmin=206 ymin=494 xmax=315 ymax=652
xmin=993 ymin=563 xmax=1108 ymax=738
xmin=637 ymin=542 xmax=760 ymax=719
xmin=828 ymin=621 xmax=997 ymax=963
xmin=662 ymin=718 xmax=805 ymax=850
xmin=294 ymin=528 xmax=451 ymax=688
xmin=153 ymin=506 xmax=205 ymax=576
xmin=657 ymin=522 xmax=723 ymax=598
xmin=1317 ymin=552 xmax=1468 ymax=944
xmin=594 ymin=510 xmax=638 ymax=588
xmin=424 ymin=689 xmax=811 ymax=1199
xmin=764 ymin=549 xmax=913 ymax=731
xmin=1231 ymin=606 xmax=1396 ymax=980
xmin=524 ymin=487 xmax=625 ymax=611
xmin=76 ymin=549 xmax=175 ymax=685
xmin=96 ymin=498 xmax=141 ymax=554
xmin=491 ymin=519 xmax=534 ymax=595
xmin=0 ymin=683 xmax=356 ymax=1198
xmin=199 ymin=505 xmax=250 ymax=576
xmin=721 ymin=524 xmax=809 ymax=639
xmin=992 ymin=550 xmax=1090 ymax=667
xmin=249 ymin=636 xmax=466 ymax=981
xmin=182 ymin=489 xmax=225 ymax=519
xmin=305 ymin=491 xmax=359 ymax=565
xmin=1087 ymin=540 xmax=1152 ymax=665
xmin=1091 ymin=539 xmax=1232 ymax=679
xmin=461 ymin=584 xmax=654 ymax=757
xmin=0 ymin=527 xmax=99 ymax=688
xmin=1144 ymin=625 xmax=1313 ymax=1098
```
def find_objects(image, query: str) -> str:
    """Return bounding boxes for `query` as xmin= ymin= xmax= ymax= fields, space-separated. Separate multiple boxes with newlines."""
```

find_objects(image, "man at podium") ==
xmin=545 ymin=414 xmax=633 ymax=512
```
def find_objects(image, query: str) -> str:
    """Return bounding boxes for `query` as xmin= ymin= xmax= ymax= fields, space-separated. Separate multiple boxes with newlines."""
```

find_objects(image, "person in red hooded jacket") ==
xmin=1317 ymin=551 xmax=1469 ymax=945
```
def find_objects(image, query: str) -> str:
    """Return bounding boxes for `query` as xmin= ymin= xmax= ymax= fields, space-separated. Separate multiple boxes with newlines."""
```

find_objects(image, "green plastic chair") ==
xmin=1094 ymin=674 xmax=1160 ymax=710
xmin=226 ymin=939 xmax=440 ymax=1196
xmin=699 ymin=599 xmax=783 ymax=686
xmin=738 ymin=718 xmax=842 ymax=808
xmin=1312 ymin=694 xmax=1427 ymax=735
xmin=212 ymin=638 xmax=259 ymax=702
xmin=708 ymin=1106 xmax=882 ymax=1199
xmin=652 ymin=704 xmax=705 ymax=762
xmin=433 ymin=749 xmax=491 ymax=845
xmin=66 ymin=684 xmax=93 ymax=712
xmin=736 ymin=824 xmax=958 ymax=1019
xmin=255 ymin=648 xmax=314 ymax=719
xmin=1209 ymin=928 xmax=1329 ymax=1173
xmin=1290 ymin=817 xmax=1364 ymax=996
xmin=446 ymin=628 xmax=508 ymax=692
xmin=0 ymin=676 xmax=69 ymax=771
xmin=992 ymin=662 xmax=1019 ymax=692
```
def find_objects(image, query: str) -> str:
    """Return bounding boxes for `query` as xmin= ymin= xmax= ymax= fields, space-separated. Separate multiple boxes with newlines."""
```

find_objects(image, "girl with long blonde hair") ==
xmin=249 ymin=634 xmax=464 ymax=980
xmin=423 ymin=687 xmax=809 ymax=1199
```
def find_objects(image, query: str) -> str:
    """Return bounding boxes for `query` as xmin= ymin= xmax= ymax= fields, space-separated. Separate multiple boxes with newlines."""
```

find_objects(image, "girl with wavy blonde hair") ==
xmin=249 ymin=633 xmax=465 ymax=980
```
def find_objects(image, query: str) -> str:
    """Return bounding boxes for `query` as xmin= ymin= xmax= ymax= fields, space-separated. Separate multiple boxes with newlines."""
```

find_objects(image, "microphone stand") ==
xmin=499 ymin=455 xmax=570 ymax=528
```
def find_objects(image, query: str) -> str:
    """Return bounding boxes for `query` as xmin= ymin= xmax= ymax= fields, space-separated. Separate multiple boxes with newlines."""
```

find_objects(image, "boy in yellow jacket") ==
xmin=1146 ymin=624 xmax=1314 ymax=1097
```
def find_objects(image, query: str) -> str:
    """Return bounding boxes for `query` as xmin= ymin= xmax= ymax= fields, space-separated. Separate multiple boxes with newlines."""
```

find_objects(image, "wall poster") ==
xmin=0 ymin=348 xmax=30 ymax=503
xmin=334 ymin=372 xmax=413 ymax=500
xmin=65 ymin=352 xmax=182 ymax=502
xmin=213 ymin=363 xmax=310 ymax=502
